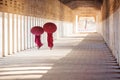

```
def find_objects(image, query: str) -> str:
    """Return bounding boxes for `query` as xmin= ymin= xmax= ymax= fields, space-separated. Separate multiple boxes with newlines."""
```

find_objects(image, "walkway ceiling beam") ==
xmin=59 ymin=0 xmax=103 ymax=16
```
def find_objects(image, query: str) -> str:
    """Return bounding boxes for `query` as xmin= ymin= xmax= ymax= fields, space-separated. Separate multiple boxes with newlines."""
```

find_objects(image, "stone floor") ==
xmin=0 ymin=33 xmax=120 ymax=80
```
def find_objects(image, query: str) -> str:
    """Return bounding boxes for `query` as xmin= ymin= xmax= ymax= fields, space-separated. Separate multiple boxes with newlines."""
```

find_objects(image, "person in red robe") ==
xmin=35 ymin=35 xmax=43 ymax=49
xmin=43 ymin=22 xmax=57 ymax=50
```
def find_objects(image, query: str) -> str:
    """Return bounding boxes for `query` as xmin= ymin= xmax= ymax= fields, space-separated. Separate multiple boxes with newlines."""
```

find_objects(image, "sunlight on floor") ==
xmin=0 ymin=33 xmax=90 ymax=80
xmin=0 ymin=66 xmax=52 ymax=80
xmin=0 ymin=66 xmax=52 ymax=71
xmin=0 ymin=75 xmax=43 ymax=80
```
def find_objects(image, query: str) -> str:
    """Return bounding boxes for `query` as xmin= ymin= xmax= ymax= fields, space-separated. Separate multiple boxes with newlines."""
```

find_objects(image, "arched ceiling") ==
xmin=59 ymin=0 xmax=103 ymax=16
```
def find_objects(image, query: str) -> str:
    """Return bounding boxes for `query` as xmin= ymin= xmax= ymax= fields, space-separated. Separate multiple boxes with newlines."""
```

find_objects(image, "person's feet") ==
xmin=50 ymin=47 xmax=52 ymax=50
xmin=37 ymin=43 xmax=43 ymax=49
xmin=37 ymin=47 xmax=40 ymax=49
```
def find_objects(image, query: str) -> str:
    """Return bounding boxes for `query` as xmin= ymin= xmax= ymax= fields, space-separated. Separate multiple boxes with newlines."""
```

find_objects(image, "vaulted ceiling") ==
xmin=59 ymin=0 xmax=103 ymax=16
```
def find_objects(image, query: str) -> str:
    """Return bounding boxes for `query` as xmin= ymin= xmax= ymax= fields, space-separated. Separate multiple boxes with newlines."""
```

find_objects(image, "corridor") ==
xmin=0 ymin=0 xmax=120 ymax=80
xmin=0 ymin=33 xmax=120 ymax=80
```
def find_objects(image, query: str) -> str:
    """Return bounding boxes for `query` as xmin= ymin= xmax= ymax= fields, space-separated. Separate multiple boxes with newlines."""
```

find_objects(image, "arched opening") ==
xmin=77 ymin=16 xmax=96 ymax=32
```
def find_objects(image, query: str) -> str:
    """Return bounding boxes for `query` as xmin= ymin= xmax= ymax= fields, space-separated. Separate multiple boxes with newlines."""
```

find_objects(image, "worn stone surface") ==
xmin=0 ymin=33 xmax=120 ymax=80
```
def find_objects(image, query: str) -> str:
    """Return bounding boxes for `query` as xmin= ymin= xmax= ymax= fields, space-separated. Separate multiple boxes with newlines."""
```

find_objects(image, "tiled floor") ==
xmin=0 ymin=33 xmax=120 ymax=80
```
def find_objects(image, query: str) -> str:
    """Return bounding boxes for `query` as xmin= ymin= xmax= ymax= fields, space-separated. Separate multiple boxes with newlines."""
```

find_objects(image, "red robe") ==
xmin=47 ymin=33 xmax=53 ymax=49
xmin=35 ymin=35 xmax=43 ymax=48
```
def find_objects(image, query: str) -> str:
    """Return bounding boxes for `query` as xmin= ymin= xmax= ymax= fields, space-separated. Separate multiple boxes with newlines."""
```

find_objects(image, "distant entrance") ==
xmin=77 ymin=17 xmax=96 ymax=32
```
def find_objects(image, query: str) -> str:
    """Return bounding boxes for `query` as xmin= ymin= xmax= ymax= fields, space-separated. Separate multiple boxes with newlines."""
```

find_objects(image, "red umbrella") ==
xmin=43 ymin=22 xmax=57 ymax=33
xmin=43 ymin=22 xmax=57 ymax=50
xmin=31 ymin=26 xmax=44 ymax=48
xmin=31 ymin=26 xmax=44 ymax=35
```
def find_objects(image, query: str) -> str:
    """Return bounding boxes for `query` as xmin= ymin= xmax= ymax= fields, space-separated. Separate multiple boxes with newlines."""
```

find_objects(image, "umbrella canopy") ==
xmin=31 ymin=26 xmax=44 ymax=35
xmin=43 ymin=22 xmax=57 ymax=33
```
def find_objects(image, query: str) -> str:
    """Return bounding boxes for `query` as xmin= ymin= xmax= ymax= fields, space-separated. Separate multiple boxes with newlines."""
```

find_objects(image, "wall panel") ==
xmin=4 ymin=13 xmax=8 ymax=56
xmin=0 ymin=12 xmax=3 ymax=57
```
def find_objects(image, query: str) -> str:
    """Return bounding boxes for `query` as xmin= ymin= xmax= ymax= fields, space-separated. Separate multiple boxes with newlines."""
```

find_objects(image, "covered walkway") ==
xmin=0 ymin=33 xmax=120 ymax=80
xmin=0 ymin=0 xmax=120 ymax=80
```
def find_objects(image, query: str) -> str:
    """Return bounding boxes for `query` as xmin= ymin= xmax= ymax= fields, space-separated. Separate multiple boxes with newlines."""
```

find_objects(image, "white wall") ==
xmin=97 ymin=8 xmax=120 ymax=65
xmin=0 ymin=12 xmax=2 ymax=57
